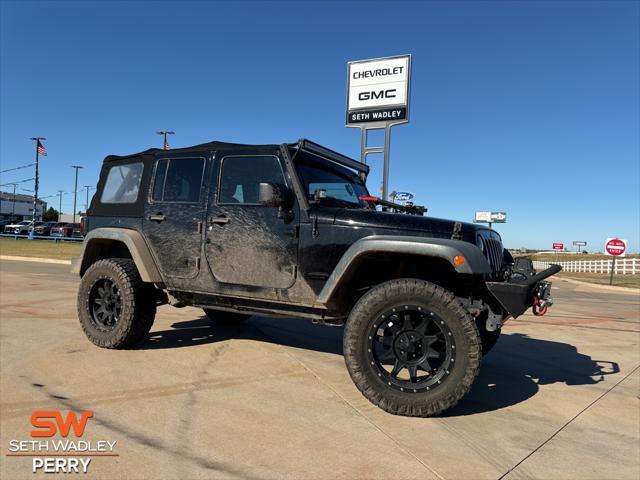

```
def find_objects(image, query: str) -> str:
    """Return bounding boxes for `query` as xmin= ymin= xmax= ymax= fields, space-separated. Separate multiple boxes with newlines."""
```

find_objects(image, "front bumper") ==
xmin=486 ymin=264 xmax=561 ymax=318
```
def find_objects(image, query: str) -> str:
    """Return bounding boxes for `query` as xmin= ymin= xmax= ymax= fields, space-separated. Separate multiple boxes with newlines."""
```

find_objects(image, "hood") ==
xmin=332 ymin=208 xmax=484 ymax=241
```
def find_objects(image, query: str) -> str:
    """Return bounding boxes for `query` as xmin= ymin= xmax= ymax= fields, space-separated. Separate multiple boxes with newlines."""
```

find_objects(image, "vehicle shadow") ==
xmin=444 ymin=332 xmax=620 ymax=417
xmin=137 ymin=315 xmax=344 ymax=355
xmin=137 ymin=317 xmax=619 ymax=415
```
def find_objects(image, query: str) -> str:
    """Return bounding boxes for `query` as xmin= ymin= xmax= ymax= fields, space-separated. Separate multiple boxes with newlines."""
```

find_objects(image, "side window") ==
xmin=152 ymin=158 xmax=204 ymax=203
xmin=152 ymin=159 xmax=168 ymax=201
xmin=219 ymin=156 xmax=285 ymax=204
xmin=101 ymin=162 xmax=144 ymax=204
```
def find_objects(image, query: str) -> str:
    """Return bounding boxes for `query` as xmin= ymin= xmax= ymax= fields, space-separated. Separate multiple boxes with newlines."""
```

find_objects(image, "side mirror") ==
xmin=258 ymin=182 xmax=291 ymax=208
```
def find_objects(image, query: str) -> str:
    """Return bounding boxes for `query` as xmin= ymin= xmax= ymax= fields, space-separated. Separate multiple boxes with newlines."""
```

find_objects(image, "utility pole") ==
xmin=30 ymin=137 xmax=46 ymax=221
xmin=83 ymin=185 xmax=93 ymax=212
xmin=71 ymin=165 xmax=83 ymax=224
xmin=58 ymin=190 xmax=64 ymax=220
xmin=156 ymin=130 xmax=174 ymax=150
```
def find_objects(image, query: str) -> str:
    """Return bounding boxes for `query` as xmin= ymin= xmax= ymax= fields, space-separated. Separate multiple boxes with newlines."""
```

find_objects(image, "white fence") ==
xmin=533 ymin=258 xmax=638 ymax=275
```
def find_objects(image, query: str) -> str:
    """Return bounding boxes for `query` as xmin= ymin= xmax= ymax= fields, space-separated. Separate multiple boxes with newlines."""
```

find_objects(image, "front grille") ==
xmin=484 ymin=238 xmax=504 ymax=274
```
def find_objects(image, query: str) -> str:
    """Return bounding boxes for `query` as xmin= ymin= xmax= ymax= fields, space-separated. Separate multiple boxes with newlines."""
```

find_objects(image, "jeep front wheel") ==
xmin=343 ymin=278 xmax=481 ymax=417
xmin=77 ymin=259 xmax=156 ymax=348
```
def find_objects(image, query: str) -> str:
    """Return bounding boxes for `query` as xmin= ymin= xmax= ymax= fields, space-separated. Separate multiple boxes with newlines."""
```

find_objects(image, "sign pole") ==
xmin=347 ymin=55 xmax=411 ymax=199
xmin=609 ymin=256 xmax=616 ymax=286
xmin=382 ymin=124 xmax=391 ymax=200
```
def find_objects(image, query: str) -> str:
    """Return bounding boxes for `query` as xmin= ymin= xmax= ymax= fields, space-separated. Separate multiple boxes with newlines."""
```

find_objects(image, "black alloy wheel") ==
xmin=89 ymin=278 xmax=122 ymax=331
xmin=368 ymin=305 xmax=454 ymax=393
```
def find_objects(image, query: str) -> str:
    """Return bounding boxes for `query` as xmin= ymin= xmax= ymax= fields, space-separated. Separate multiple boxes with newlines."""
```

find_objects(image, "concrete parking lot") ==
xmin=1 ymin=259 xmax=638 ymax=479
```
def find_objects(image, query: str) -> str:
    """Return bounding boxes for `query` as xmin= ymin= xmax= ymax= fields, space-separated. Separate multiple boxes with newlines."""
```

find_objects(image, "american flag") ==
xmin=163 ymin=139 xmax=170 ymax=150
xmin=37 ymin=140 xmax=47 ymax=156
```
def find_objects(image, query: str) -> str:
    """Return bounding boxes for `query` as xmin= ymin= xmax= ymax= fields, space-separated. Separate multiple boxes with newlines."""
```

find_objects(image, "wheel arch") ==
xmin=317 ymin=236 xmax=491 ymax=313
xmin=72 ymin=228 xmax=163 ymax=283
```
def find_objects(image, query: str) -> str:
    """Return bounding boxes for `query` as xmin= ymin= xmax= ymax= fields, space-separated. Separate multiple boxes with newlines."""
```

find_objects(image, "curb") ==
xmin=0 ymin=255 xmax=71 ymax=265
xmin=555 ymin=276 xmax=639 ymax=294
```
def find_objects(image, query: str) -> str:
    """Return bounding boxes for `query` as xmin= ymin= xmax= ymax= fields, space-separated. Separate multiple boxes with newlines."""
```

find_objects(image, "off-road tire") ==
xmin=343 ymin=278 xmax=482 ymax=417
xmin=78 ymin=258 xmax=156 ymax=348
xmin=203 ymin=309 xmax=250 ymax=324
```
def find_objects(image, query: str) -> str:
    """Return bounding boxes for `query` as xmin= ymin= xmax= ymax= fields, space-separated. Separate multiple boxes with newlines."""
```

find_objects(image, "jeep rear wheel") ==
xmin=77 ymin=259 xmax=156 ymax=348
xmin=343 ymin=278 xmax=481 ymax=417
xmin=202 ymin=309 xmax=250 ymax=324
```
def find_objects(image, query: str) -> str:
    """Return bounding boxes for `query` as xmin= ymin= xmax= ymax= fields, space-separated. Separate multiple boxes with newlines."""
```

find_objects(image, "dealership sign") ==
xmin=605 ymin=238 xmax=627 ymax=257
xmin=346 ymin=55 xmax=411 ymax=125
xmin=553 ymin=243 xmax=564 ymax=251
xmin=474 ymin=211 xmax=507 ymax=223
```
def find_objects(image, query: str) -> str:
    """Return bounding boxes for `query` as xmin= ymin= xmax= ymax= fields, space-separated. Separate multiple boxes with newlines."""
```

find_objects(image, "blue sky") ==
xmin=1 ymin=0 xmax=638 ymax=251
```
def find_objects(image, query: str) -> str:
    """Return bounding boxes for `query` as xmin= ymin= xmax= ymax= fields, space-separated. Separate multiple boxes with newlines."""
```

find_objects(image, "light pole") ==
xmin=58 ymin=190 xmax=64 ymax=220
xmin=156 ymin=130 xmax=174 ymax=150
xmin=71 ymin=165 xmax=83 ymax=224
xmin=30 ymin=137 xmax=46 ymax=220
xmin=83 ymin=185 xmax=93 ymax=212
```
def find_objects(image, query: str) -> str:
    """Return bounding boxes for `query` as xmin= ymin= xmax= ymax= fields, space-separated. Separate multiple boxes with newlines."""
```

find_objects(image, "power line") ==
xmin=0 ymin=177 xmax=35 ymax=187
xmin=0 ymin=163 xmax=35 ymax=174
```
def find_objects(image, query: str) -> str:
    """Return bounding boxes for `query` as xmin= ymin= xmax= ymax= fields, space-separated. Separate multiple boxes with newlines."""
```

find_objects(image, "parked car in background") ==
xmin=33 ymin=222 xmax=62 ymax=236
xmin=72 ymin=218 xmax=86 ymax=238
xmin=3 ymin=220 xmax=30 ymax=234
xmin=13 ymin=221 xmax=44 ymax=235
xmin=51 ymin=223 xmax=80 ymax=237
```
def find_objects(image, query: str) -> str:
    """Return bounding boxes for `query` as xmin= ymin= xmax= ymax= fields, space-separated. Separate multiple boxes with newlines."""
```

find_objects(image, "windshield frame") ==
xmin=293 ymin=152 xmax=370 ymax=208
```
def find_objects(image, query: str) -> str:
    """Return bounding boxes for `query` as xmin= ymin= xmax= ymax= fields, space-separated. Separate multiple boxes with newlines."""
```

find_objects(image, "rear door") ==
xmin=143 ymin=154 xmax=208 ymax=287
xmin=204 ymin=149 xmax=299 ymax=289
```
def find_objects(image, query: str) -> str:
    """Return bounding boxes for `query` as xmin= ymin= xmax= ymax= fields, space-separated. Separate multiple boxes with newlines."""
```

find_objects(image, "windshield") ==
xmin=295 ymin=157 xmax=369 ymax=208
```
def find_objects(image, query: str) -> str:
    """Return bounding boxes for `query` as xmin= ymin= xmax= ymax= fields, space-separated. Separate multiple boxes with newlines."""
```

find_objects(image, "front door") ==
xmin=143 ymin=154 xmax=208 ymax=287
xmin=204 ymin=150 xmax=299 ymax=289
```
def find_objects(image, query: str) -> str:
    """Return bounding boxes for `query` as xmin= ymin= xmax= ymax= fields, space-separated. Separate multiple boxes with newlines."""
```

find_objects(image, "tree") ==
xmin=43 ymin=207 xmax=59 ymax=222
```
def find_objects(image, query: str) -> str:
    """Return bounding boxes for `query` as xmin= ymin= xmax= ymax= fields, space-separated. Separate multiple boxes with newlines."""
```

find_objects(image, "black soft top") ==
xmin=104 ymin=140 xmax=279 ymax=163
xmin=103 ymin=138 xmax=369 ymax=175
xmin=90 ymin=138 xmax=369 ymax=218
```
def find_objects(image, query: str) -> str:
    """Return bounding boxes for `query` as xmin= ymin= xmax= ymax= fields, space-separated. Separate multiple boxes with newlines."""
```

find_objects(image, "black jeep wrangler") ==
xmin=73 ymin=138 xmax=559 ymax=417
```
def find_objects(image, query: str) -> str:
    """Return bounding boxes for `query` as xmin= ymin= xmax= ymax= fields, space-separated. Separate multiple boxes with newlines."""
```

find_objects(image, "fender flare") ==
xmin=71 ymin=227 xmax=163 ymax=283
xmin=316 ymin=235 xmax=491 ymax=304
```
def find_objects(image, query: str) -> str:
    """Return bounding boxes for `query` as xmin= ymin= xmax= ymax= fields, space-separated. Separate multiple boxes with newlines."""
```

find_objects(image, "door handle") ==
xmin=148 ymin=213 xmax=166 ymax=222
xmin=210 ymin=216 xmax=230 ymax=225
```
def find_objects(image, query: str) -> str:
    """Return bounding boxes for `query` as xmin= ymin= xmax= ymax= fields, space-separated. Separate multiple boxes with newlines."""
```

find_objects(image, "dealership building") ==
xmin=0 ymin=191 xmax=47 ymax=221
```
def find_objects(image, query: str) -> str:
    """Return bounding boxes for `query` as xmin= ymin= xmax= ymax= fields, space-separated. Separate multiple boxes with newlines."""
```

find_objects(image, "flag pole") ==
xmin=30 ymin=137 xmax=45 ymax=223
xmin=156 ymin=130 xmax=174 ymax=150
